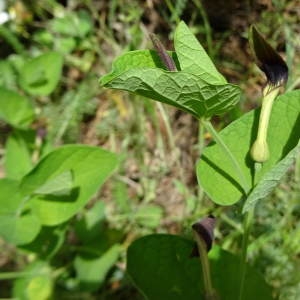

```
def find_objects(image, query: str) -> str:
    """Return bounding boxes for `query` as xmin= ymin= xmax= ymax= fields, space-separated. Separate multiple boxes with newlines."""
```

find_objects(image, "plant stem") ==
xmin=0 ymin=271 xmax=32 ymax=280
xmin=201 ymin=119 xmax=249 ymax=193
xmin=238 ymin=207 xmax=254 ymax=300
xmin=193 ymin=232 xmax=217 ymax=300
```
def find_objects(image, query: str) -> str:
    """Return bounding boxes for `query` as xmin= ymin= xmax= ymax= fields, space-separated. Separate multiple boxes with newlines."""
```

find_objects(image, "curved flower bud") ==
xmin=149 ymin=33 xmax=177 ymax=71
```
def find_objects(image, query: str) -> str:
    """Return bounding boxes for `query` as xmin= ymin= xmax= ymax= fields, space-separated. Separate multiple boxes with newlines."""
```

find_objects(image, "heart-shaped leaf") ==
xmin=197 ymin=90 xmax=300 ymax=205
xmin=100 ymin=22 xmax=241 ymax=118
xmin=127 ymin=234 xmax=273 ymax=300
xmin=20 ymin=145 xmax=118 ymax=225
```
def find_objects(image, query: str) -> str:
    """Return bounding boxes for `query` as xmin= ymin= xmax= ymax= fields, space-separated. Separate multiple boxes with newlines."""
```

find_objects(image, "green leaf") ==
xmin=174 ymin=21 xmax=226 ymax=84
xmin=102 ymin=68 xmax=240 ymax=118
xmin=19 ymin=52 xmax=63 ymax=96
xmin=0 ymin=87 xmax=34 ymax=127
xmin=127 ymin=234 xmax=273 ymax=300
xmin=197 ymin=90 xmax=300 ymax=205
xmin=74 ymin=244 xmax=121 ymax=291
xmin=0 ymin=179 xmax=41 ymax=245
xmin=33 ymin=170 xmax=73 ymax=197
xmin=20 ymin=145 xmax=118 ymax=225
xmin=243 ymin=142 xmax=300 ymax=212
xmin=13 ymin=261 xmax=53 ymax=300
xmin=100 ymin=49 xmax=175 ymax=86
xmin=4 ymin=129 xmax=35 ymax=179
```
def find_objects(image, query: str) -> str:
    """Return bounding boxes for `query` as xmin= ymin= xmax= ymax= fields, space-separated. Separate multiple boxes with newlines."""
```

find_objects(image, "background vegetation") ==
xmin=0 ymin=0 xmax=299 ymax=299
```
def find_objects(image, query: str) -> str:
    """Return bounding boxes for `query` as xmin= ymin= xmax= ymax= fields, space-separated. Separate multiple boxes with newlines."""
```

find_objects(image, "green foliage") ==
xmin=0 ymin=87 xmax=34 ymax=127
xmin=19 ymin=145 xmax=118 ymax=226
xmin=243 ymin=142 xmax=300 ymax=212
xmin=197 ymin=90 xmax=300 ymax=206
xmin=100 ymin=21 xmax=241 ymax=118
xmin=0 ymin=145 xmax=118 ymax=244
xmin=127 ymin=234 xmax=273 ymax=300
xmin=0 ymin=2 xmax=299 ymax=299
xmin=174 ymin=22 xmax=226 ymax=84
xmin=19 ymin=52 xmax=63 ymax=96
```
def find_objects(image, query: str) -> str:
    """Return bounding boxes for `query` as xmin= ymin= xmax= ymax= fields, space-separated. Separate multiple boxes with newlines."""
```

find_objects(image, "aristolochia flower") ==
xmin=250 ymin=26 xmax=288 ymax=163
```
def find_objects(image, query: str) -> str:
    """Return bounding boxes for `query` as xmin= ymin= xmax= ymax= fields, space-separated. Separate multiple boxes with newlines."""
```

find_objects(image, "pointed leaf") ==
xmin=20 ymin=145 xmax=118 ymax=225
xmin=197 ymin=90 xmax=300 ymax=205
xmin=243 ymin=142 xmax=300 ymax=212
xmin=174 ymin=21 xmax=226 ymax=84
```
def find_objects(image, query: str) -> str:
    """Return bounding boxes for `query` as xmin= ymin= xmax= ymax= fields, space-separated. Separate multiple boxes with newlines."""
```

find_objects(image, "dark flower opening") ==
xmin=250 ymin=26 xmax=288 ymax=87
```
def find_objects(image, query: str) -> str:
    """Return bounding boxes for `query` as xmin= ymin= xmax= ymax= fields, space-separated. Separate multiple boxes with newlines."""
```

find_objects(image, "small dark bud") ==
xmin=250 ymin=26 xmax=288 ymax=87
xmin=149 ymin=33 xmax=177 ymax=71
xmin=191 ymin=216 xmax=216 ymax=256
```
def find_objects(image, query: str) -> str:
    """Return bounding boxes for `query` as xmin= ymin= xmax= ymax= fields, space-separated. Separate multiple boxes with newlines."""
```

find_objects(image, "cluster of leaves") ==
xmin=0 ymin=4 xmax=127 ymax=299
xmin=0 ymin=1 xmax=299 ymax=299
xmin=101 ymin=21 xmax=300 ymax=299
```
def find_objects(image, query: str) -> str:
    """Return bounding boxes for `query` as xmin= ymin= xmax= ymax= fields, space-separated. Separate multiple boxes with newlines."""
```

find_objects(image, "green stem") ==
xmin=196 ymin=120 xmax=205 ymax=209
xmin=201 ymin=119 xmax=249 ymax=193
xmin=193 ymin=232 xmax=218 ymax=299
xmin=0 ymin=271 xmax=34 ymax=280
xmin=238 ymin=207 xmax=254 ymax=300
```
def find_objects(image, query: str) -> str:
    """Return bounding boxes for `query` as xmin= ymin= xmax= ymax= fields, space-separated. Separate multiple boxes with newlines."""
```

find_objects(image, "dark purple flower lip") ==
xmin=250 ymin=26 xmax=288 ymax=87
